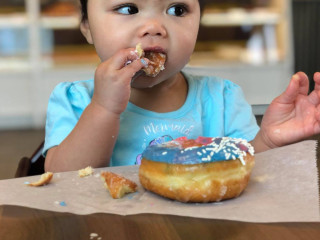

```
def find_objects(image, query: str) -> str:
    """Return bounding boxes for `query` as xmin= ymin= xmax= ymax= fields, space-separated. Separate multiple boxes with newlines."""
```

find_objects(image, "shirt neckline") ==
xmin=126 ymin=72 xmax=197 ymax=118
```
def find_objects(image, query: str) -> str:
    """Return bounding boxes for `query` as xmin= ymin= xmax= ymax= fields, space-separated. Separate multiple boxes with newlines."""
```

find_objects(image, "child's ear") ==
xmin=80 ymin=20 xmax=93 ymax=44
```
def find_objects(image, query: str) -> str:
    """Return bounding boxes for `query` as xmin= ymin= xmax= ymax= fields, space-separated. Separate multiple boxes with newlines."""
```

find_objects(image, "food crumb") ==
xmin=54 ymin=201 xmax=67 ymax=206
xmin=254 ymin=174 xmax=273 ymax=183
xmin=90 ymin=233 xmax=101 ymax=239
xmin=27 ymin=172 xmax=53 ymax=187
xmin=78 ymin=166 xmax=93 ymax=177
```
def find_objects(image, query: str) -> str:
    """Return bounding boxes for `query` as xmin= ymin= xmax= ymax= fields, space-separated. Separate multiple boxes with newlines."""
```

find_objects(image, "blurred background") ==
xmin=0 ymin=0 xmax=319 ymax=179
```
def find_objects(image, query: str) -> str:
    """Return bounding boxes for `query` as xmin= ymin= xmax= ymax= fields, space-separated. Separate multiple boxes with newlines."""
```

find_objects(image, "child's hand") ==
xmin=259 ymin=72 xmax=320 ymax=150
xmin=91 ymin=48 xmax=147 ymax=115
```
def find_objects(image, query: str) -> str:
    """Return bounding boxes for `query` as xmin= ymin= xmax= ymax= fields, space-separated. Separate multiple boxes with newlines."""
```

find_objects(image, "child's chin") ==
xmin=131 ymin=74 xmax=160 ymax=88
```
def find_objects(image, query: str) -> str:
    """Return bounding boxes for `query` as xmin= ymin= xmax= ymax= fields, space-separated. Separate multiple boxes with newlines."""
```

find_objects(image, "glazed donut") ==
xmin=135 ymin=43 xmax=166 ymax=77
xmin=139 ymin=137 xmax=255 ymax=203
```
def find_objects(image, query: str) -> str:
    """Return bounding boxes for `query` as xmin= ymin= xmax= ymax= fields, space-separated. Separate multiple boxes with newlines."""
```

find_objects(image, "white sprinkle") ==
xmin=202 ymin=157 xmax=210 ymax=162
xmin=162 ymin=151 xmax=167 ymax=155
xmin=239 ymin=157 xmax=246 ymax=165
xmin=194 ymin=137 xmax=254 ymax=165
xmin=184 ymin=146 xmax=198 ymax=151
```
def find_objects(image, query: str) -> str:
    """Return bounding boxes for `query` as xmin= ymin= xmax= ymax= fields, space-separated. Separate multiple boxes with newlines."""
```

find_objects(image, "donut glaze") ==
xmin=139 ymin=137 xmax=255 ymax=203
xmin=142 ymin=136 xmax=254 ymax=165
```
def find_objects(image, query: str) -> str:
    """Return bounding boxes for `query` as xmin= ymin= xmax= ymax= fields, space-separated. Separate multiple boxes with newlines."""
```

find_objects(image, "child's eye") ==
xmin=167 ymin=4 xmax=188 ymax=17
xmin=115 ymin=4 xmax=139 ymax=15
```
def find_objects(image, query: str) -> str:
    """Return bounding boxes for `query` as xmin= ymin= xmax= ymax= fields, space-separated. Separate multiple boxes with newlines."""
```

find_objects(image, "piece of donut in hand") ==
xmin=101 ymin=171 xmax=137 ymax=199
xmin=135 ymin=43 xmax=166 ymax=77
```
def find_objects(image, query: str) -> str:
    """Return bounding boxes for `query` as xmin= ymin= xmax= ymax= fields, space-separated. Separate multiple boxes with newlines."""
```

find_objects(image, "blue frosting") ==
xmin=141 ymin=137 xmax=253 ymax=165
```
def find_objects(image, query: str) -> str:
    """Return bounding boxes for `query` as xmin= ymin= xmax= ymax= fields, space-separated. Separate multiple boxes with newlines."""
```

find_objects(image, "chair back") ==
xmin=15 ymin=141 xmax=45 ymax=177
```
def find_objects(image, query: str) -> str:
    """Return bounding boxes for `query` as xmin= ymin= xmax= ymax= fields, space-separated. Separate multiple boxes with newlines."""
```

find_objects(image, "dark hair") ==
xmin=80 ymin=0 xmax=87 ymax=21
xmin=79 ymin=0 xmax=206 ymax=21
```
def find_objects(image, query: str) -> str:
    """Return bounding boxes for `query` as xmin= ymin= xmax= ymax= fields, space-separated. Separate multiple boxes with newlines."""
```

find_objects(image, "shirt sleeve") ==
xmin=223 ymin=80 xmax=260 ymax=141
xmin=43 ymin=81 xmax=92 ymax=156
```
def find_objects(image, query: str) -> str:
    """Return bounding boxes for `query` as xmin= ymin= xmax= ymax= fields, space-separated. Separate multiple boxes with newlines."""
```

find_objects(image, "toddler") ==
xmin=43 ymin=0 xmax=320 ymax=172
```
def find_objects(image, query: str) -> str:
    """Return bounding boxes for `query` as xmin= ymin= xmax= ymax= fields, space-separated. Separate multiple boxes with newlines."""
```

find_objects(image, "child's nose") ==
xmin=138 ymin=19 xmax=167 ymax=38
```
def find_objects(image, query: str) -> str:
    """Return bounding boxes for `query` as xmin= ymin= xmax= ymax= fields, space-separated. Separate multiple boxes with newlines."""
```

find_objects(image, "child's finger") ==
xmin=276 ymin=74 xmax=301 ymax=104
xmin=306 ymin=73 xmax=320 ymax=105
xmin=120 ymin=58 xmax=148 ymax=80
xmin=109 ymin=48 xmax=139 ymax=70
xmin=313 ymin=72 xmax=320 ymax=91
xmin=316 ymin=105 xmax=320 ymax=121
xmin=278 ymin=72 xmax=310 ymax=104
xmin=295 ymin=72 xmax=309 ymax=96
xmin=307 ymin=90 xmax=320 ymax=106
xmin=314 ymin=105 xmax=320 ymax=135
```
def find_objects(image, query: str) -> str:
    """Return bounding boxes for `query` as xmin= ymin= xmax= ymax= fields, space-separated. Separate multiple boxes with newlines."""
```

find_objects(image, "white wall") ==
xmin=0 ymin=62 xmax=293 ymax=129
xmin=0 ymin=67 xmax=95 ymax=129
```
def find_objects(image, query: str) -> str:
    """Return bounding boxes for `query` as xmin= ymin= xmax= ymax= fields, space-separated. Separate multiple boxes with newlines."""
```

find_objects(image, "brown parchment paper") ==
xmin=0 ymin=140 xmax=319 ymax=223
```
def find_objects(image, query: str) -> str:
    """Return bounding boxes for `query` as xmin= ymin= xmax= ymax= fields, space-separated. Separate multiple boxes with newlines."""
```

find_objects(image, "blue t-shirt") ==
xmin=43 ymin=72 xmax=259 ymax=166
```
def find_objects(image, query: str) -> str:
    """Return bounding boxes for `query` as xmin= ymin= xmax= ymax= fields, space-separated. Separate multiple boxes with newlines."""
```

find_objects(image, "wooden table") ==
xmin=1 ymin=204 xmax=319 ymax=240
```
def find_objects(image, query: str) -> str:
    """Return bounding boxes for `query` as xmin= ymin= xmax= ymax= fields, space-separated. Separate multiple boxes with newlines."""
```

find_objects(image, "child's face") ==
xmin=81 ymin=0 xmax=201 ymax=87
